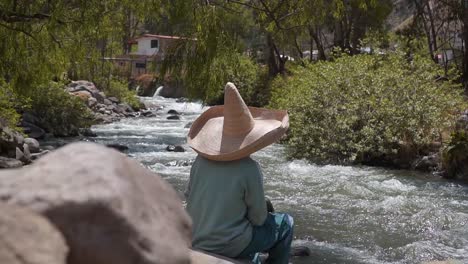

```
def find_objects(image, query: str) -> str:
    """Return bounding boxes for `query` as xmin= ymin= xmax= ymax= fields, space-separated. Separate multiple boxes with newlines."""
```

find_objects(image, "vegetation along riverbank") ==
xmin=0 ymin=0 xmax=467 ymax=180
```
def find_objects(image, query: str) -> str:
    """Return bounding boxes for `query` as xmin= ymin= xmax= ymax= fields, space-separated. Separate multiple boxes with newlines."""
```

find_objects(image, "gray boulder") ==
xmin=16 ymin=147 xmax=24 ymax=161
xmin=24 ymin=138 xmax=41 ymax=153
xmin=0 ymin=142 xmax=192 ymax=264
xmin=22 ymin=143 xmax=32 ymax=163
xmin=166 ymin=145 xmax=185 ymax=152
xmin=108 ymin=97 xmax=120 ymax=104
xmin=0 ymin=127 xmax=24 ymax=154
xmin=87 ymin=97 xmax=98 ymax=108
xmin=103 ymin=98 xmax=113 ymax=105
xmin=167 ymin=115 xmax=181 ymax=120
xmin=0 ymin=202 xmax=68 ymax=264
xmin=21 ymin=121 xmax=46 ymax=139
xmin=413 ymin=154 xmax=439 ymax=171
xmin=94 ymin=92 xmax=106 ymax=103
xmin=168 ymin=109 xmax=180 ymax=115
xmin=0 ymin=157 xmax=23 ymax=168
xmin=31 ymin=150 xmax=50 ymax=161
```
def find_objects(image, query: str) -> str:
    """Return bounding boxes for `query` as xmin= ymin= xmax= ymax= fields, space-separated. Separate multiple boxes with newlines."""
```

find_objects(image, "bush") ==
xmin=100 ymin=78 xmax=141 ymax=110
xmin=269 ymin=52 xmax=466 ymax=166
xmin=27 ymin=82 xmax=94 ymax=136
xmin=0 ymin=79 xmax=21 ymax=129
xmin=442 ymin=130 xmax=468 ymax=180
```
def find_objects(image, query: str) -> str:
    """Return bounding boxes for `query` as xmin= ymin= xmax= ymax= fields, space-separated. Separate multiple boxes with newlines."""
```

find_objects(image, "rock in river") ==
xmin=167 ymin=115 xmax=181 ymax=120
xmin=166 ymin=145 xmax=185 ymax=152
xmin=24 ymin=138 xmax=41 ymax=153
xmin=106 ymin=143 xmax=129 ymax=152
xmin=167 ymin=109 xmax=180 ymax=115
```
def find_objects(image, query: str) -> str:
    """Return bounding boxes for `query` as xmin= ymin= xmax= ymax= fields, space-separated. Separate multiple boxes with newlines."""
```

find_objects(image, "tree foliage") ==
xmin=0 ymin=0 xmax=160 ymax=129
xmin=270 ymin=51 xmax=466 ymax=166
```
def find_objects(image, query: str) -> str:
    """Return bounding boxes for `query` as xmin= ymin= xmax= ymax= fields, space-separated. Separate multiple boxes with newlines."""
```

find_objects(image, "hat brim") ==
xmin=187 ymin=106 xmax=289 ymax=161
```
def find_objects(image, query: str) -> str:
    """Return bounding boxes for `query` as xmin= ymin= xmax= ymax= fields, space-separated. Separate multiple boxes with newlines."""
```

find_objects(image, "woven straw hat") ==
xmin=187 ymin=82 xmax=289 ymax=161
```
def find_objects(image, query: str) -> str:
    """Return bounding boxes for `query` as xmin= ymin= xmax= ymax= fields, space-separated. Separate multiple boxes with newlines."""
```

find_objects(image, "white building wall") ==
xmin=136 ymin=37 xmax=160 ymax=56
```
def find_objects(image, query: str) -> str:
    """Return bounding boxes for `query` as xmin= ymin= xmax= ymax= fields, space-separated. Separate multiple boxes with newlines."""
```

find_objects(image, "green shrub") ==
xmin=270 ymin=52 xmax=466 ymax=165
xmin=101 ymin=78 xmax=141 ymax=110
xmin=27 ymin=82 xmax=94 ymax=136
xmin=442 ymin=130 xmax=468 ymax=180
xmin=0 ymin=79 xmax=21 ymax=129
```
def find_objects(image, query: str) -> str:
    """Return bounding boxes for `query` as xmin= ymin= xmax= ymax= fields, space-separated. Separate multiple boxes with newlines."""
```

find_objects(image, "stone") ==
xmin=94 ymin=92 xmax=106 ymax=103
xmin=16 ymin=147 xmax=24 ymax=161
xmin=22 ymin=143 xmax=32 ymax=163
xmin=0 ymin=156 xmax=23 ymax=168
xmin=165 ymin=160 xmax=192 ymax=167
xmin=166 ymin=145 xmax=185 ymax=152
xmin=141 ymin=110 xmax=156 ymax=117
xmin=108 ymin=97 xmax=120 ymax=104
xmin=413 ymin=154 xmax=439 ymax=171
xmin=168 ymin=109 xmax=181 ymax=115
xmin=119 ymin=103 xmax=135 ymax=113
xmin=87 ymin=97 xmax=98 ymax=108
xmin=79 ymin=128 xmax=97 ymax=137
xmin=167 ymin=115 xmax=181 ymax=120
xmin=21 ymin=121 xmax=46 ymax=139
xmin=103 ymin=98 xmax=113 ymax=105
xmin=31 ymin=150 xmax=50 ymax=161
xmin=24 ymin=138 xmax=41 ymax=153
xmin=72 ymin=91 xmax=92 ymax=101
xmin=0 ymin=202 xmax=68 ymax=264
xmin=106 ymin=144 xmax=129 ymax=152
xmin=184 ymin=122 xmax=193 ymax=128
xmin=0 ymin=142 xmax=192 ymax=264
xmin=0 ymin=127 xmax=24 ymax=152
xmin=22 ymin=112 xmax=41 ymax=125
xmin=290 ymin=245 xmax=311 ymax=257
xmin=98 ymin=107 xmax=107 ymax=114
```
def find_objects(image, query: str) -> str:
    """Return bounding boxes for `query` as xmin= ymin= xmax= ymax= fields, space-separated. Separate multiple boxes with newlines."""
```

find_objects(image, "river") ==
xmin=75 ymin=96 xmax=468 ymax=263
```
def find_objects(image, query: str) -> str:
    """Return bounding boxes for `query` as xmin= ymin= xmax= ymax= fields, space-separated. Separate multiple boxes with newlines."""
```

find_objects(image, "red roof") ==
xmin=134 ymin=34 xmax=183 ymax=40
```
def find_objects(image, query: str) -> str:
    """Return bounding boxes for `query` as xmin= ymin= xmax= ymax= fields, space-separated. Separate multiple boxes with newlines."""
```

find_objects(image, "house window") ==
xmin=135 ymin=63 xmax=146 ymax=69
xmin=151 ymin=39 xmax=159 ymax=49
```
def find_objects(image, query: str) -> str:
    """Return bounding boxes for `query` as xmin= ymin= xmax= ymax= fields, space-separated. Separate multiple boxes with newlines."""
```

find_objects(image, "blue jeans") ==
xmin=237 ymin=213 xmax=294 ymax=264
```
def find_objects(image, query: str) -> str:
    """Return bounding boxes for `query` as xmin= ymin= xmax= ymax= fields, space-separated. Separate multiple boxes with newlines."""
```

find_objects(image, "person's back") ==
xmin=185 ymin=82 xmax=293 ymax=264
xmin=186 ymin=155 xmax=267 ymax=258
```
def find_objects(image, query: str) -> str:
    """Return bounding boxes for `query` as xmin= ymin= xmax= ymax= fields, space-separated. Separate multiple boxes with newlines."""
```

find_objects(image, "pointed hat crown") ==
xmin=222 ymin=82 xmax=255 ymax=136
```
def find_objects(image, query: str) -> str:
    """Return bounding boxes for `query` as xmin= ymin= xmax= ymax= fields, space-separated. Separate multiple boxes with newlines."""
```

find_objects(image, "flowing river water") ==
xmin=63 ymin=95 xmax=467 ymax=263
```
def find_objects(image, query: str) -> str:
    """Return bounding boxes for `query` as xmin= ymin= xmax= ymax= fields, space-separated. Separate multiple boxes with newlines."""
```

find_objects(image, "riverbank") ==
xmin=0 ymin=80 xmax=150 ymax=168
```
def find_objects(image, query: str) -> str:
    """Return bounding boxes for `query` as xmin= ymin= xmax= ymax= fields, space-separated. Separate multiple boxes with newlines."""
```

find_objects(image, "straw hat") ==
xmin=187 ymin=82 xmax=289 ymax=161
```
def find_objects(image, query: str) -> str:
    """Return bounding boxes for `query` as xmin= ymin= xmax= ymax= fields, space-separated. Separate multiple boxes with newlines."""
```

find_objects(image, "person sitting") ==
xmin=185 ymin=82 xmax=294 ymax=264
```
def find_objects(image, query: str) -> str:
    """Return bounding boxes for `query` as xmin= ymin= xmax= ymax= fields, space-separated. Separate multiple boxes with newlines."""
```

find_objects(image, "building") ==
xmin=112 ymin=34 xmax=188 ymax=79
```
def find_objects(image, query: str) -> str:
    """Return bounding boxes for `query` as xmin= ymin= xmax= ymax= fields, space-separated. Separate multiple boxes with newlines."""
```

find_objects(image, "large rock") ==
xmin=72 ymin=90 xmax=92 ymax=101
xmin=0 ymin=142 xmax=192 ymax=264
xmin=24 ymin=138 xmax=41 ymax=153
xmin=0 ymin=202 xmax=68 ymax=264
xmin=21 ymin=121 xmax=46 ymax=139
xmin=0 ymin=156 xmax=23 ymax=168
xmin=0 ymin=127 xmax=24 ymax=155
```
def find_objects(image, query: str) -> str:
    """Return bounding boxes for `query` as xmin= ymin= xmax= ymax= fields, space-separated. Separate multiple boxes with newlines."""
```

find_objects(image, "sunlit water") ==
xmin=65 ymin=96 xmax=468 ymax=263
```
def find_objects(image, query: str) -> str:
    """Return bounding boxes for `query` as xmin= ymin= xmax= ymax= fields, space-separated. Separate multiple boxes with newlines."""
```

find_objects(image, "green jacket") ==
xmin=185 ymin=155 xmax=268 ymax=258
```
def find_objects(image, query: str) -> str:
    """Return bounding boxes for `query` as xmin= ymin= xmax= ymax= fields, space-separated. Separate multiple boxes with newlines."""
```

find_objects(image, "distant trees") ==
xmin=407 ymin=0 xmax=468 ymax=92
